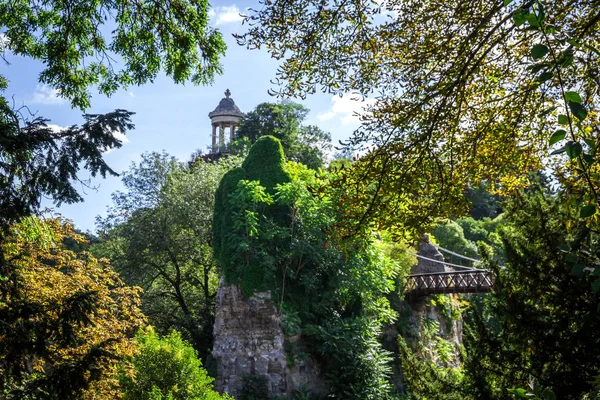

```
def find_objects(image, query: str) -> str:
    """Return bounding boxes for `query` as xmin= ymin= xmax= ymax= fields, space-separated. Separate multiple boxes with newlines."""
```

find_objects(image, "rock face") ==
xmin=406 ymin=235 xmax=463 ymax=364
xmin=410 ymin=234 xmax=446 ymax=275
xmin=212 ymin=279 xmax=287 ymax=397
xmin=386 ymin=235 xmax=463 ymax=392
xmin=212 ymin=278 xmax=324 ymax=398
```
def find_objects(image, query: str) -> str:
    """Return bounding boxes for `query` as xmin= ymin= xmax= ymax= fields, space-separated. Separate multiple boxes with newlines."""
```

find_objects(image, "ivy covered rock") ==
xmin=241 ymin=135 xmax=291 ymax=194
xmin=212 ymin=136 xmax=291 ymax=295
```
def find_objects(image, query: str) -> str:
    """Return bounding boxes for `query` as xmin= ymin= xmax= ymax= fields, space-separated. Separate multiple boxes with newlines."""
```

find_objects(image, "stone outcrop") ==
xmin=212 ymin=280 xmax=287 ymax=397
xmin=405 ymin=235 xmax=463 ymax=364
xmin=410 ymin=234 xmax=446 ymax=275
xmin=212 ymin=278 xmax=324 ymax=398
xmin=213 ymin=235 xmax=465 ymax=397
xmin=386 ymin=235 xmax=464 ymax=391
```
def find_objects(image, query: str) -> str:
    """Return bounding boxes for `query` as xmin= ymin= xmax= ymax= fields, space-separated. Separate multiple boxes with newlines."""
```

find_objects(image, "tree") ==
xmin=0 ymin=104 xmax=134 ymax=231
xmin=0 ymin=217 xmax=145 ymax=399
xmin=466 ymin=185 xmax=503 ymax=220
xmin=237 ymin=0 xmax=600 ymax=238
xmin=463 ymin=190 xmax=600 ymax=399
xmin=118 ymin=327 xmax=230 ymax=400
xmin=0 ymin=0 xmax=225 ymax=110
xmin=95 ymin=152 xmax=240 ymax=360
xmin=0 ymin=0 xmax=226 ymax=230
xmin=232 ymin=101 xmax=331 ymax=169
xmin=213 ymin=137 xmax=407 ymax=397
xmin=432 ymin=220 xmax=479 ymax=261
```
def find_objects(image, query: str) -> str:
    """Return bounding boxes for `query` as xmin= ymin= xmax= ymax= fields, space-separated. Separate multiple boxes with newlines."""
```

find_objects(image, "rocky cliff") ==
xmin=212 ymin=279 xmax=324 ymax=398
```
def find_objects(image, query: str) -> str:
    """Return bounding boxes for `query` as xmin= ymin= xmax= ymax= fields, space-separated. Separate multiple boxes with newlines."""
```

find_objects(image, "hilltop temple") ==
xmin=209 ymin=89 xmax=245 ymax=153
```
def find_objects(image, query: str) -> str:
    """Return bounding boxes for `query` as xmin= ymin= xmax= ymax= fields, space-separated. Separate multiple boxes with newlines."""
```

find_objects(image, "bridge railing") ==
xmin=406 ymin=270 xmax=494 ymax=296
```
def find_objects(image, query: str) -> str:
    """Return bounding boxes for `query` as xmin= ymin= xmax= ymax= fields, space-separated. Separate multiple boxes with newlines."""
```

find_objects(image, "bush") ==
xmin=0 ymin=217 xmax=145 ymax=399
xmin=119 ymin=327 xmax=230 ymax=400
xmin=307 ymin=317 xmax=393 ymax=398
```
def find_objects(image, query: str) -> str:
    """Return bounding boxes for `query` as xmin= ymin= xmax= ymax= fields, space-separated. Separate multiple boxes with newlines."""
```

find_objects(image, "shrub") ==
xmin=119 ymin=327 xmax=230 ymax=400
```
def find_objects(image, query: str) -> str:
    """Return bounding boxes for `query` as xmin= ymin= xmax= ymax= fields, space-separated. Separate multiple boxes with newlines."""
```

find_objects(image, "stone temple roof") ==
xmin=209 ymin=89 xmax=245 ymax=118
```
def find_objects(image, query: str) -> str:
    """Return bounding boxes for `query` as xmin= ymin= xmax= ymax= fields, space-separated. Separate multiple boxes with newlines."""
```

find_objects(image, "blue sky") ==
xmin=3 ymin=2 xmax=373 ymax=233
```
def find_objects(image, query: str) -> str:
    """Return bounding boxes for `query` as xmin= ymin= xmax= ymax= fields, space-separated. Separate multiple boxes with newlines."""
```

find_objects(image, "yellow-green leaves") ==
xmin=239 ymin=0 xmax=600 ymax=239
xmin=0 ymin=218 xmax=145 ymax=398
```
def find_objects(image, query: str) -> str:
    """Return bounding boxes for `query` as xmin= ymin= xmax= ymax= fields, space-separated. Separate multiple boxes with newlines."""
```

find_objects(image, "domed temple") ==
xmin=209 ymin=89 xmax=245 ymax=153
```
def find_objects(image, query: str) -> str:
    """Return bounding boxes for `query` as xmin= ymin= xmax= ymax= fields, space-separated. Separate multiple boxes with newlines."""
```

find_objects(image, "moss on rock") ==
xmin=212 ymin=136 xmax=291 ymax=292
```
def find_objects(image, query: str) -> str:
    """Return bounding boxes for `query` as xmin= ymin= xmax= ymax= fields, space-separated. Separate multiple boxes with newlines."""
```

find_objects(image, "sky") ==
xmin=3 ymin=1 xmax=375 ymax=233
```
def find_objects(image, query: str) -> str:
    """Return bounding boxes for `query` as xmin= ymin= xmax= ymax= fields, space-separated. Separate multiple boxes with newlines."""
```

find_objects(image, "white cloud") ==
xmin=318 ymin=94 xmax=376 ymax=125
xmin=111 ymin=130 xmax=130 ymax=145
xmin=0 ymin=33 xmax=10 ymax=51
xmin=210 ymin=5 xmax=244 ymax=25
xmin=129 ymin=92 xmax=135 ymax=98
xmin=32 ymin=84 xmax=66 ymax=105
xmin=104 ymin=131 xmax=130 ymax=154
xmin=47 ymin=124 xmax=67 ymax=133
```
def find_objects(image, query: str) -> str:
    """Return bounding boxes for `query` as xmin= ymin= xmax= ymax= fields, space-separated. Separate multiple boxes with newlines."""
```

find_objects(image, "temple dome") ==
xmin=209 ymin=89 xmax=245 ymax=118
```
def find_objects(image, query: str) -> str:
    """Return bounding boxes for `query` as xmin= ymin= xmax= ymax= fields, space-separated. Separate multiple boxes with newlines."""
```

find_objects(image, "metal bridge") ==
xmin=406 ymin=244 xmax=495 ymax=296
xmin=406 ymin=269 xmax=494 ymax=296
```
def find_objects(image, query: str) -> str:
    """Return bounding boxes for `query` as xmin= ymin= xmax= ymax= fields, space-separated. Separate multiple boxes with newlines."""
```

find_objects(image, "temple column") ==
xmin=219 ymin=123 xmax=225 ymax=150
xmin=231 ymin=124 xmax=236 ymax=141
xmin=212 ymin=124 xmax=217 ymax=153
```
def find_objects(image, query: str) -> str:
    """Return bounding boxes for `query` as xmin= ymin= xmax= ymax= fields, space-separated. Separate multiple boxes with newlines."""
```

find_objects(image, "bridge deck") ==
xmin=406 ymin=270 xmax=493 ymax=296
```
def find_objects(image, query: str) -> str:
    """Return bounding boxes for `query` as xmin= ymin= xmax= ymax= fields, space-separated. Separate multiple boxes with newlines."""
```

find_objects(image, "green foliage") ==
xmin=432 ymin=220 xmax=479 ymax=260
xmin=0 ymin=0 xmax=225 ymax=110
xmin=95 ymin=152 xmax=240 ymax=359
xmin=232 ymin=102 xmax=331 ymax=170
xmin=328 ymin=158 xmax=353 ymax=173
xmin=237 ymin=0 xmax=600 ymax=240
xmin=429 ymin=295 xmax=461 ymax=333
xmin=213 ymin=136 xmax=291 ymax=295
xmin=0 ymin=217 xmax=145 ymax=399
xmin=398 ymin=336 xmax=466 ymax=400
xmin=226 ymin=136 xmax=253 ymax=158
xmin=119 ymin=327 xmax=230 ymax=400
xmin=213 ymin=167 xmax=248 ymax=274
xmin=236 ymin=102 xmax=308 ymax=145
xmin=212 ymin=147 xmax=403 ymax=397
xmin=0 ymin=108 xmax=134 ymax=231
xmin=0 ymin=0 xmax=226 ymax=237
xmin=507 ymin=379 xmax=556 ymax=400
xmin=242 ymin=136 xmax=292 ymax=194
xmin=307 ymin=317 xmax=393 ymax=399
xmin=466 ymin=185 xmax=502 ymax=220
xmin=433 ymin=215 xmax=506 ymax=266
xmin=463 ymin=190 xmax=600 ymax=399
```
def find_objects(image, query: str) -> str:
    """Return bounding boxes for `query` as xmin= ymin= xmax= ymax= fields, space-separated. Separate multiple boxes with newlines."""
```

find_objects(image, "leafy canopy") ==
xmin=95 ymin=152 xmax=241 ymax=360
xmin=213 ymin=136 xmax=291 ymax=294
xmin=118 ymin=327 xmax=230 ymax=400
xmin=232 ymin=101 xmax=331 ymax=170
xmin=0 ymin=0 xmax=227 ymax=230
xmin=0 ymin=217 xmax=145 ymax=399
xmin=212 ymin=137 xmax=411 ymax=397
xmin=0 ymin=0 xmax=226 ymax=110
xmin=0 ymin=104 xmax=134 ymax=230
xmin=465 ymin=190 xmax=600 ymax=399
xmin=238 ymin=0 xmax=600 ymax=238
